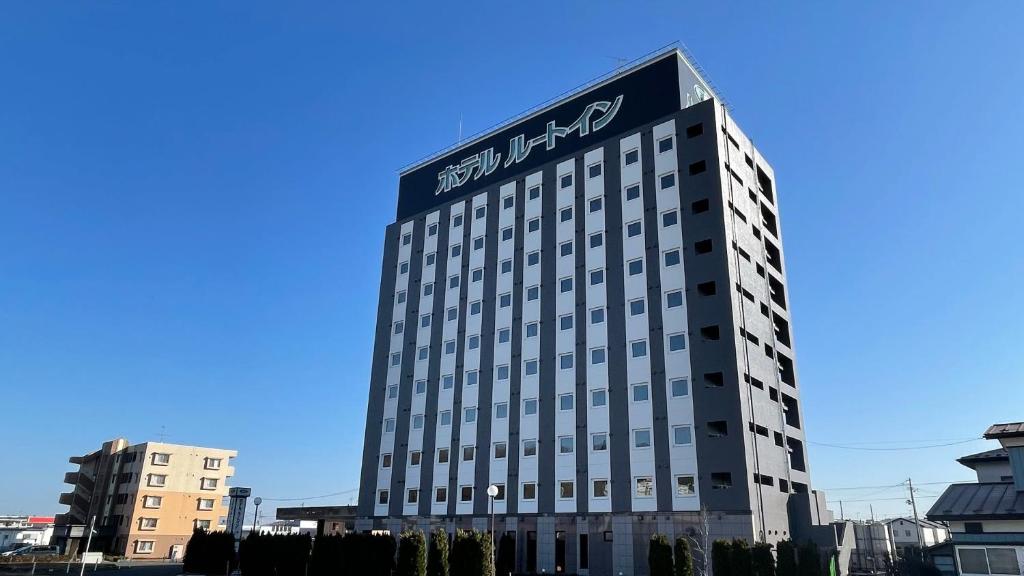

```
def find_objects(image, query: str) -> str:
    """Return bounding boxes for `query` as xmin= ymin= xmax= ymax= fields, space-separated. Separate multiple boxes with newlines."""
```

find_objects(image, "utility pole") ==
xmin=870 ymin=504 xmax=876 ymax=522
xmin=907 ymin=478 xmax=924 ymax=549
xmin=839 ymin=500 xmax=845 ymax=521
xmin=78 ymin=516 xmax=95 ymax=576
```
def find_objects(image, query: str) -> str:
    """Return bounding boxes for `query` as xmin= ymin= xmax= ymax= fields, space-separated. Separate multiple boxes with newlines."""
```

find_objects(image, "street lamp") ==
xmin=251 ymin=497 xmax=262 ymax=537
xmin=486 ymin=484 xmax=499 ymax=571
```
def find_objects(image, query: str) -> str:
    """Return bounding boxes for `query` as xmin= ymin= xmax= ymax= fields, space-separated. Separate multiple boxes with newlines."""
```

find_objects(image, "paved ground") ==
xmin=0 ymin=563 xmax=182 ymax=576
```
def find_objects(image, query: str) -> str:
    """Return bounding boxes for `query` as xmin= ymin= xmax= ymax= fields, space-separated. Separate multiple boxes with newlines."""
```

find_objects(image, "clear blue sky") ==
xmin=2 ymin=2 xmax=1022 ymax=522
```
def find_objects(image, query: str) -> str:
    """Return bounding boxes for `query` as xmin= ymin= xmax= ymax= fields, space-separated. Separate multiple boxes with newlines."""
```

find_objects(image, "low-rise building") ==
xmin=275 ymin=505 xmax=357 ymax=537
xmin=886 ymin=517 xmax=950 ymax=556
xmin=52 ymin=438 xmax=236 ymax=560
xmin=927 ymin=423 xmax=1024 ymax=576
xmin=847 ymin=521 xmax=896 ymax=575
xmin=0 ymin=516 xmax=55 ymax=551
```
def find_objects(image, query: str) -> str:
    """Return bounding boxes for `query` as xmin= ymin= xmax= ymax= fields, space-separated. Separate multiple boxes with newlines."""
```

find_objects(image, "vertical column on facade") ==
xmin=553 ymin=158 xmax=578 ymax=515
xmin=516 ymin=171 xmax=544 ymax=515
xmin=438 ymin=201 xmax=467 ymax=516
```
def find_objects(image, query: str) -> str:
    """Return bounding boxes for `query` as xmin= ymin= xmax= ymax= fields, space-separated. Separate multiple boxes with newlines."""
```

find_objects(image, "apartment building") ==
xmin=356 ymin=47 xmax=831 ymax=575
xmin=54 ymin=438 xmax=236 ymax=560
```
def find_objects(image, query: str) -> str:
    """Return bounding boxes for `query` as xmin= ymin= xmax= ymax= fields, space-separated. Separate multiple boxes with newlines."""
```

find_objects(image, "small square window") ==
xmin=526 ymin=322 xmax=539 ymax=337
xmin=498 ymin=328 xmax=510 ymax=343
xmin=460 ymin=486 xmax=473 ymax=501
xmin=497 ymin=365 xmax=509 ymax=380
xmin=591 ymin=348 xmax=606 ymax=365
xmin=396 ymin=290 xmax=406 ymax=304
xmin=559 ymin=436 xmax=574 ymax=454
xmin=470 ymin=301 xmax=481 ymax=315
xmin=560 ymin=174 xmax=573 ymax=189
xmin=528 ymin=218 xmax=540 ymax=233
xmin=631 ymin=340 xmax=648 ymax=358
xmin=528 ymin=185 xmax=541 ymax=200
xmin=560 ymin=207 xmax=573 ymax=222
xmin=560 ymin=241 xmax=573 ymax=257
xmin=560 ymin=314 xmax=573 ymax=331
xmin=588 ymin=163 xmax=602 ymax=179
xmin=664 ymin=250 xmax=681 ymax=267
xmin=400 ymin=261 xmax=409 ymax=274
xmin=527 ymin=251 xmax=540 ymax=266
xmin=592 ymin=433 xmax=608 ymax=451
xmin=658 ymin=136 xmax=674 ymax=153
xmin=501 ymin=259 xmax=512 ymax=274
xmin=464 ymin=407 xmax=477 ymax=423
xmin=593 ymin=479 xmax=609 ymax=498
xmin=463 ymin=446 xmax=475 ymax=461
xmin=440 ymin=411 xmax=452 ymax=426
xmin=626 ymin=221 xmax=642 ymax=238
xmin=471 ymin=268 xmax=483 ymax=282
xmin=560 ymin=278 xmax=573 ymax=293
xmin=633 ymin=383 xmax=650 ymax=402
xmin=410 ymin=451 xmax=422 ymax=466
xmin=527 ymin=286 xmax=539 ymax=301
xmin=628 ymin=259 xmax=644 ymax=276
xmin=671 ymin=378 xmax=690 ymax=397
xmin=559 ymin=353 xmax=574 ymax=370
xmin=494 ymin=442 xmax=507 ymax=459
xmin=402 ymin=233 xmax=412 ymax=246
xmin=634 ymin=429 xmax=652 ymax=448
xmin=446 ymin=307 xmax=458 ymax=321
xmin=393 ymin=321 xmax=404 ymax=335
xmin=423 ymin=283 xmax=434 ymax=296
xmin=660 ymin=173 xmax=676 ymax=190
xmin=449 ymin=275 xmax=460 ymax=289
xmin=406 ymin=489 xmax=418 ymax=504
xmin=450 ymin=245 xmax=461 ymax=258
xmin=415 ymin=379 xmax=426 ymax=394
xmin=523 ymin=399 xmax=537 ymax=416
xmin=674 ymin=426 xmax=693 ymax=445
xmin=442 ymin=374 xmax=454 ymax=389
xmin=418 ymin=347 xmax=428 ymax=360
xmin=465 ymin=370 xmax=478 ymax=386
xmin=428 ymin=223 xmax=438 ymax=236
xmin=689 ymin=161 xmax=707 ymax=175
xmin=669 ymin=333 xmax=687 ymax=351
xmin=473 ymin=237 xmax=484 ymax=251
xmin=425 ymin=252 xmax=436 ymax=266
xmin=384 ymin=418 xmax=396 ymax=433
xmin=412 ymin=414 xmax=424 ymax=429
xmin=624 ymin=149 xmax=639 ymax=165
xmin=420 ymin=314 xmax=431 ymax=328
xmin=629 ymin=299 xmax=645 ymax=316
xmin=444 ymin=340 xmax=456 ymax=354
xmin=391 ymin=352 xmax=402 ymax=366
xmin=525 ymin=359 xmax=538 ymax=376
xmin=625 ymin=184 xmax=640 ymax=201
xmin=452 ymin=214 xmax=463 ymax=227
xmin=381 ymin=453 xmax=392 ymax=468
xmin=590 ymin=269 xmax=604 ymax=285
xmin=589 ymin=197 xmax=603 ymax=212
xmin=503 ymin=195 xmax=514 ymax=209
xmin=559 ymin=481 xmax=574 ymax=499
xmin=523 ymin=439 xmax=537 ymax=456
xmin=662 ymin=211 xmax=678 ymax=227
xmin=387 ymin=385 xmax=398 ymax=399
xmin=591 ymin=389 xmax=607 ymax=407
xmin=475 ymin=206 xmax=486 ymax=220
xmin=468 ymin=335 xmax=480 ymax=349
xmin=378 ymin=490 xmax=389 ymax=505
xmin=559 ymin=393 xmax=574 ymax=410
xmin=435 ymin=487 xmax=447 ymax=502
xmin=676 ymin=475 xmax=696 ymax=496
xmin=495 ymin=402 xmax=508 ymax=419
xmin=590 ymin=308 xmax=605 ymax=324
xmin=589 ymin=232 xmax=603 ymax=248
xmin=502 ymin=227 xmax=513 ymax=241
xmin=437 ymin=448 xmax=449 ymax=463
xmin=522 ymin=482 xmax=537 ymax=500
xmin=500 ymin=293 xmax=511 ymax=308
xmin=666 ymin=291 xmax=684 ymax=308
xmin=686 ymin=123 xmax=703 ymax=138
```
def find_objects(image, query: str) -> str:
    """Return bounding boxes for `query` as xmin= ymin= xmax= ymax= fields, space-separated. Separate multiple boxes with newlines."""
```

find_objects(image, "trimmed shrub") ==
xmin=398 ymin=530 xmax=427 ymax=576
xmin=752 ymin=543 xmax=776 ymax=576
xmin=239 ymin=532 xmax=311 ymax=576
xmin=712 ymin=540 xmax=733 ymax=576
xmin=427 ymin=529 xmax=450 ymax=576
xmin=450 ymin=529 xmax=493 ymax=576
xmin=776 ymin=540 xmax=798 ymax=576
xmin=674 ymin=536 xmax=694 ymax=576
xmin=731 ymin=539 xmax=752 ymax=576
xmin=797 ymin=541 xmax=822 ymax=576
xmin=649 ymin=534 xmax=674 ymax=576
xmin=184 ymin=529 xmax=236 ymax=575
xmin=309 ymin=533 xmax=344 ymax=576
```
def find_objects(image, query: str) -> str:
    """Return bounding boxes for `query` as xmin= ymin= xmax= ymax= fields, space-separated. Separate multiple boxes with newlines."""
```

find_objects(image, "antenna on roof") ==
xmin=157 ymin=425 xmax=167 ymax=442
xmin=458 ymin=113 xmax=463 ymax=144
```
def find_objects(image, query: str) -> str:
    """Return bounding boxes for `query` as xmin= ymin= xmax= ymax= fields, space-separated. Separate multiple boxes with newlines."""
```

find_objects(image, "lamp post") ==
xmin=486 ymin=484 xmax=499 ymax=571
xmin=250 ymin=497 xmax=262 ymax=537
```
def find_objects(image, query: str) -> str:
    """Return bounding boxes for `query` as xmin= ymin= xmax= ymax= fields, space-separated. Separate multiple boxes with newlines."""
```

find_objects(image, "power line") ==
xmin=822 ymin=479 xmax=973 ymax=491
xmin=808 ymin=437 xmax=982 ymax=451
xmin=260 ymin=488 xmax=359 ymax=502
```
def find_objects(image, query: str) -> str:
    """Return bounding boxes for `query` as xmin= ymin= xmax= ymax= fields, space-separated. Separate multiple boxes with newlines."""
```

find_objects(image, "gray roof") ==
xmin=927 ymin=483 xmax=1024 ymax=521
xmin=886 ymin=517 xmax=947 ymax=529
xmin=958 ymin=448 xmax=1010 ymax=468
xmin=984 ymin=423 xmax=1024 ymax=439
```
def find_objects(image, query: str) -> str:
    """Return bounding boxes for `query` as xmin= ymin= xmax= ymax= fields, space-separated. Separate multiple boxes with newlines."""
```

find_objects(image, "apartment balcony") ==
xmin=64 ymin=471 xmax=80 ymax=485
xmin=59 ymin=492 xmax=75 ymax=506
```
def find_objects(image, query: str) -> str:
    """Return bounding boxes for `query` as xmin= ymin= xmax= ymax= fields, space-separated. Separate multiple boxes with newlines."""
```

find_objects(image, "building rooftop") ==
xmin=927 ymin=482 xmax=1024 ymax=521
xmin=886 ymin=517 xmax=947 ymax=529
xmin=958 ymin=448 xmax=1010 ymax=468
xmin=984 ymin=423 xmax=1024 ymax=439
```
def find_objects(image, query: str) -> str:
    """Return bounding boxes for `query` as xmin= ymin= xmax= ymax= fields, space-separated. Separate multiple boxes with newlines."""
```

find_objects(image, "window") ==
xmin=523 ymin=399 xmax=538 ymax=415
xmin=410 ymin=451 xmax=422 ymax=466
xmin=658 ymin=136 xmax=674 ymax=153
xmin=475 ymin=206 xmax=486 ymax=220
xmin=592 ymin=433 xmax=608 ymax=451
xmin=399 ymin=261 xmax=409 ymax=274
xmin=135 ymin=541 xmax=155 ymax=554
xmin=560 ymin=207 xmax=573 ymax=222
xmin=559 ymin=314 xmax=573 ymax=331
xmin=470 ymin=300 xmax=481 ymax=315
xmin=633 ymin=383 xmax=650 ymax=402
xmin=671 ymin=378 xmax=690 ymax=397
xmin=468 ymin=335 xmax=480 ymax=349
xmin=590 ymin=232 xmax=603 ymax=248
xmin=440 ymin=410 xmax=452 ymax=426
xmin=148 ymin=474 xmax=167 ymax=487
xmin=473 ymin=237 xmax=484 ymax=251
xmin=446 ymin=307 xmax=458 ymax=322
xmin=695 ymin=239 xmax=712 ymax=254
xmin=420 ymin=314 xmax=431 ymax=328
xmin=499 ymin=293 xmax=511 ymax=308
xmin=666 ymin=290 xmax=684 ymax=308
xmin=559 ymin=393 xmax=574 ymax=411
xmin=412 ymin=414 xmax=424 ymax=429
xmin=396 ymin=290 xmax=406 ymax=304
xmin=525 ymin=359 xmax=538 ymax=376
xmin=676 ymin=476 xmax=696 ymax=496
xmin=378 ymin=490 xmax=389 ymax=505
xmin=152 ymin=453 xmax=170 ymax=466
xmin=528 ymin=217 xmax=540 ymax=232
xmin=143 ymin=495 xmax=162 ymax=509
xmin=593 ymin=479 xmax=609 ymax=498
xmin=437 ymin=448 xmax=449 ymax=463
xmin=393 ymin=321 xmax=404 ymax=335
xmin=435 ymin=487 xmax=447 ymax=502
xmin=664 ymin=249 xmax=681 ymax=267
xmin=381 ymin=453 xmax=393 ymax=468
xmin=452 ymin=214 xmax=463 ymax=227
xmin=460 ymin=486 xmax=473 ymax=502
xmin=522 ymin=483 xmax=537 ymax=500
xmin=590 ymin=307 xmax=605 ymax=324
xmin=497 ymin=365 xmax=509 ymax=381
xmin=462 ymin=446 xmax=475 ymax=461
xmin=689 ymin=160 xmax=707 ymax=175
xmin=560 ymin=353 xmax=574 ymax=370
xmin=628 ymin=259 xmax=643 ymax=276
xmin=493 ymin=484 xmax=506 ymax=501
xmin=528 ymin=185 xmax=541 ymax=200
xmin=660 ymin=173 xmax=676 ymax=190
xmin=636 ymin=477 xmax=654 ymax=497
xmin=494 ymin=442 xmax=507 ymax=459
xmin=527 ymin=251 xmax=539 ymax=266
xmin=625 ymin=184 xmax=641 ymax=200
xmin=450 ymin=245 xmax=461 ymax=258
xmin=591 ymin=347 xmax=606 ymax=365
xmin=673 ymin=426 xmax=693 ymax=445
xmin=390 ymin=352 xmax=402 ymax=366
xmin=560 ymin=174 xmax=573 ymax=189
xmin=442 ymin=374 xmax=454 ymax=389
xmin=686 ymin=123 xmax=703 ymax=138
xmin=407 ymin=489 xmax=419 ymax=504
xmin=631 ymin=340 xmax=648 ymax=358
xmin=138 ymin=517 xmax=157 ymax=530
xmin=526 ymin=322 xmax=539 ymax=337
xmin=527 ymin=286 xmax=539 ymax=301
xmin=523 ymin=439 xmax=537 ymax=457
xmin=503 ymin=195 xmax=514 ymax=210
xmin=498 ymin=328 xmax=510 ymax=343
xmin=591 ymin=389 xmax=607 ymax=407
xmin=384 ymin=418 xmax=396 ymax=433
xmin=471 ymin=268 xmax=483 ymax=282
xmin=589 ymin=197 xmax=603 ymax=212
xmin=501 ymin=259 xmax=512 ymax=274
xmin=415 ymin=379 xmax=426 ymax=394
xmin=425 ymin=252 xmax=436 ymax=266
xmin=465 ymin=370 xmax=479 ymax=386
xmin=560 ymin=277 xmax=573 ymax=292
xmin=559 ymin=436 xmax=574 ymax=454
xmin=428 ymin=223 xmax=438 ymax=236
xmin=629 ymin=299 xmax=645 ymax=316
xmin=402 ymin=232 xmax=412 ymax=246
xmin=624 ymin=148 xmax=639 ymax=165
xmin=588 ymin=163 xmax=602 ymax=179
xmin=464 ymin=407 xmax=477 ymax=423
xmin=626 ymin=221 xmax=642 ymax=238
xmin=444 ymin=340 xmax=456 ymax=354
xmin=559 ymin=481 xmax=574 ymax=499
xmin=590 ymin=269 xmax=604 ymax=285
xmin=560 ymin=241 xmax=573 ymax=257
xmin=662 ymin=210 xmax=678 ymax=227
xmin=387 ymin=384 xmax=399 ymax=399
xmin=669 ymin=333 xmax=687 ymax=351
xmin=495 ymin=402 xmax=508 ymax=419
xmin=201 ymin=477 xmax=219 ymax=490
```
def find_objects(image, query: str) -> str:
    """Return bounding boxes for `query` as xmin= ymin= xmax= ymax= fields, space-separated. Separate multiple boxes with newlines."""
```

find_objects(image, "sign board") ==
xmin=395 ymin=51 xmax=712 ymax=220
xmin=226 ymin=487 xmax=251 ymax=544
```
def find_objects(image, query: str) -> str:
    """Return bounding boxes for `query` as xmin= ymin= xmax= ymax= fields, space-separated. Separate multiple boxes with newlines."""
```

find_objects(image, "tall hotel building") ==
xmin=357 ymin=49 xmax=832 ymax=575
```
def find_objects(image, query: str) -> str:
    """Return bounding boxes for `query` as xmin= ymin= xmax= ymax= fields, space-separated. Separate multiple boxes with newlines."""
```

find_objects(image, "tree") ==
xmin=798 ymin=542 xmax=823 ymax=576
xmin=712 ymin=540 xmax=733 ymax=576
xmin=752 ymin=543 xmax=776 ymax=576
xmin=776 ymin=540 xmax=797 ymax=576
xmin=731 ymin=539 xmax=752 ymax=576
xmin=675 ymin=537 xmax=694 ymax=576
xmin=496 ymin=533 xmax=515 ymax=576
xmin=450 ymin=530 xmax=492 ymax=576
xmin=649 ymin=534 xmax=674 ymax=576
xmin=690 ymin=505 xmax=714 ymax=576
xmin=398 ymin=530 xmax=427 ymax=576
xmin=428 ymin=529 xmax=450 ymax=576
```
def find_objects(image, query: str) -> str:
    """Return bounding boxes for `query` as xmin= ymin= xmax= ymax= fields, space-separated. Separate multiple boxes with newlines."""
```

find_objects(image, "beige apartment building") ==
xmin=54 ymin=439 xmax=236 ymax=560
